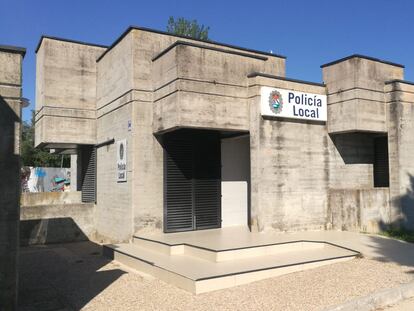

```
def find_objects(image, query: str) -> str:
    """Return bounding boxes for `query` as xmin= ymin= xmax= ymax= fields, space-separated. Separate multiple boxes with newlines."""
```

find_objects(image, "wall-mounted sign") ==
xmin=261 ymin=87 xmax=327 ymax=121
xmin=117 ymin=139 xmax=127 ymax=182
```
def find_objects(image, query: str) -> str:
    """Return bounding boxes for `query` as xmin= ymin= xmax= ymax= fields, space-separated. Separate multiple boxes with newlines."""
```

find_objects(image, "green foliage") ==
xmin=381 ymin=227 xmax=414 ymax=243
xmin=166 ymin=16 xmax=210 ymax=40
xmin=21 ymin=110 xmax=70 ymax=167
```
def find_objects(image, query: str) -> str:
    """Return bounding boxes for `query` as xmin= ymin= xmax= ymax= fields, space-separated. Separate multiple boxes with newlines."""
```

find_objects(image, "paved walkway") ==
xmin=18 ymin=238 xmax=414 ymax=311
xmin=140 ymin=227 xmax=414 ymax=267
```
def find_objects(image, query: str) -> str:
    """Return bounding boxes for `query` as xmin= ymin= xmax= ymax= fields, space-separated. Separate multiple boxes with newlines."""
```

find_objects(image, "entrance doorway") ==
xmin=162 ymin=128 xmax=250 ymax=233
xmin=221 ymin=135 xmax=250 ymax=227
xmin=163 ymin=129 xmax=221 ymax=233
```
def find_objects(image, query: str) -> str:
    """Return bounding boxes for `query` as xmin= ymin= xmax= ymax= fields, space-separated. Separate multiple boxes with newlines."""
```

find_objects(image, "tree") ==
xmin=166 ymin=17 xmax=210 ymax=40
xmin=21 ymin=110 xmax=70 ymax=167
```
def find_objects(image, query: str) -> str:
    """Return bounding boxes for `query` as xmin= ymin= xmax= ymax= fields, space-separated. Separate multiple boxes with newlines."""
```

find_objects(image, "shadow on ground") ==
xmin=18 ymin=241 xmax=126 ymax=311
xmin=364 ymin=235 xmax=414 ymax=267
xmin=362 ymin=173 xmax=414 ymax=269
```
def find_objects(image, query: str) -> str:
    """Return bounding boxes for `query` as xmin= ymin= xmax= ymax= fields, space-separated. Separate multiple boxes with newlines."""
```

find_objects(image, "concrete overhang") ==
xmin=43 ymin=143 xmax=79 ymax=150
xmin=35 ymin=35 xmax=108 ymax=54
xmin=153 ymin=41 xmax=269 ymax=62
xmin=385 ymin=79 xmax=414 ymax=86
xmin=0 ymin=44 xmax=26 ymax=57
xmin=49 ymin=148 xmax=78 ymax=155
xmin=96 ymin=25 xmax=286 ymax=63
xmin=247 ymin=72 xmax=325 ymax=87
xmin=321 ymin=54 xmax=404 ymax=69
xmin=154 ymin=125 xmax=249 ymax=138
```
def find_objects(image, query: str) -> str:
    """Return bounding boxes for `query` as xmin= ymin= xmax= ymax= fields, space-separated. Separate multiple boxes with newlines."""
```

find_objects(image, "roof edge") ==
xmin=0 ymin=45 xmax=26 ymax=57
xmin=247 ymin=72 xmax=325 ymax=87
xmin=385 ymin=79 xmax=414 ymax=86
xmin=321 ymin=54 xmax=404 ymax=69
xmin=96 ymin=25 xmax=286 ymax=62
xmin=35 ymin=35 xmax=108 ymax=53
xmin=152 ymin=40 xmax=268 ymax=62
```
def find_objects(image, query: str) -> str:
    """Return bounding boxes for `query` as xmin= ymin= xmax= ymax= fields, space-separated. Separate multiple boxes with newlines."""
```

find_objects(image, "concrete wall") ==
xmin=70 ymin=154 xmax=78 ymax=191
xmin=21 ymin=191 xmax=81 ymax=206
xmin=328 ymin=188 xmax=390 ymax=232
xmin=95 ymin=30 xmax=164 ymax=237
xmin=386 ymin=81 xmax=414 ymax=228
xmin=35 ymin=38 xmax=106 ymax=147
xmin=322 ymin=56 xmax=404 ymax=134
xmin=153 ymin=43 xmax=273 ymax=132
xmin=321 ymin=56 xmax=407 ymax=232
xmin=20 ymin=203 xmax=95 ymax=245
xmin=131 ymin=29 xmax=284 ymax=91
xmin=20 ymin=185 xmax=95 ymax=246
xmin=248 ymin=76 xmax=328 ymax=232
xmin=0 ymin=46 xmax=24 ymax=311
xmin=328 ymin=133 xmax=375 ymax=189
xmin=95 ymin=104 xmax=134 ymax=242
xmin=95 ymin=31 xmax=151 ymax=240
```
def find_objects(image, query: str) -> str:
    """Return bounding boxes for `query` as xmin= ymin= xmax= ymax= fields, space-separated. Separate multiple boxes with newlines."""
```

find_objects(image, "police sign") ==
xmin=261 ymin=87 xmax=327 ymax=121
xmin=117 ymin=139 xmax=127 ymax=182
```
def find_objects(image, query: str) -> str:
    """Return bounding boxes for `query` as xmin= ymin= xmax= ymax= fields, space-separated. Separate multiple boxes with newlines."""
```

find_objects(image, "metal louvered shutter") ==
xmin=164 ymin=130 xmax=221 ymax=233
xmin=194 ymin=134 xmax=221 ymax=230
xmin=81 ymin=146 xmax=96 ymax=203
xmin=164 ymin=136 xmax=194 ymax=232
xmin=374 ymin=136 xmax=389 ymax=187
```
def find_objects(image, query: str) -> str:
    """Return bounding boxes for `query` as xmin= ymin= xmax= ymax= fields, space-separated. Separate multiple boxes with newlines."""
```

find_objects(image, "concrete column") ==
xmin=70 ymin=154 xmax=78 ymax=191
xmin=386 ymin=81 xmax=414 ymax=228
xmin=0 ymin=45 xmax=25 ymax=311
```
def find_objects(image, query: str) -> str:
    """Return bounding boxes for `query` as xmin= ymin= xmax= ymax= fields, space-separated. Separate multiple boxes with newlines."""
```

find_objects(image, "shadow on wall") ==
xmin=0 ymin=95 xmax=21 ymax=310
xmin=375 ymin=173 xmax=414 ymax=232
xmin=394 ymin=174 xmax=414 ymax=230
xmin=19 ymin=241 xmax=127 ymax=310
xmin=331 ymin=133 xmax=374 ymax=164
xmin=20 ymin=217 xmax=89 ymax=246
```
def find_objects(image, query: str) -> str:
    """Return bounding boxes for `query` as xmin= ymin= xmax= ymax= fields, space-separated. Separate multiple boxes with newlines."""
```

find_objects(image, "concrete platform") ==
xmin=104 ymin=227 xmax=360 ymax=294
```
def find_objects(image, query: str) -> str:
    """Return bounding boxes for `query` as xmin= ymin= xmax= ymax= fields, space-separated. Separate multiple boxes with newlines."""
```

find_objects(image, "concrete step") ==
xmin=133 ymin=236 xmax=184 ymax=256
xmin=133 ymin=235 xmax=328 ymax=262
xmin=104 ymin=242 xmax=358 ymax=294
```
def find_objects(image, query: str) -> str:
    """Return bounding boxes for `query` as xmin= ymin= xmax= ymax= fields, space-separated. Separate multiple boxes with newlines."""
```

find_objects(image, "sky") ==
xmin=1 ymin=0 xmax=414 ymax=122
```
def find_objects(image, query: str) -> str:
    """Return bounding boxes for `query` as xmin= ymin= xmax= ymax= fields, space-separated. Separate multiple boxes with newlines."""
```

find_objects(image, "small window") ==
xmin=373 ymin=136 xmax=389 ymax=187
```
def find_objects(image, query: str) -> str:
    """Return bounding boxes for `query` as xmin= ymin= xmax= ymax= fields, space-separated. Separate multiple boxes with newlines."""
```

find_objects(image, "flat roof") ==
xmin=35 ymin=35 xmax=109 ymax=53
xmin=96 ymin=25 xmax=286 ymax=62
xmin=0 ymin=44 xmax=26 ymax=57
xmin=321 ymin=54 xmax=404 ymax=68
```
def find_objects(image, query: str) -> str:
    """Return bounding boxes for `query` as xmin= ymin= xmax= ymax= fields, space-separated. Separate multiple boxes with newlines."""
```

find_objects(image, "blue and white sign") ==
xmin=261 ymin=87 xmax=327 ymax=121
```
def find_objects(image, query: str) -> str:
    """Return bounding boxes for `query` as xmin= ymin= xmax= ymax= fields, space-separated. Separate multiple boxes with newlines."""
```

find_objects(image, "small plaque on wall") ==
xmin=116 ymin=139 xmax=127 ymax=182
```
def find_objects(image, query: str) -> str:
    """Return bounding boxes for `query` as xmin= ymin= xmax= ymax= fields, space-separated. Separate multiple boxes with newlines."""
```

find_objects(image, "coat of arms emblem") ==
xmin=269 ymin=90 xmax=283 ymax=114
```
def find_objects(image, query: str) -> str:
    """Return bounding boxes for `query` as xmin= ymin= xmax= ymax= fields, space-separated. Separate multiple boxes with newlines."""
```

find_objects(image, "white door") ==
xmin=221 ymin=135 xmax=250 ymax=227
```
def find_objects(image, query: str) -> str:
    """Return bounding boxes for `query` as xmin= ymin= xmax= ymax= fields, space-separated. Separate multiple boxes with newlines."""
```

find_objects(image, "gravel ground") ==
xmin=19 ymin=242 xmax=414 ymax=311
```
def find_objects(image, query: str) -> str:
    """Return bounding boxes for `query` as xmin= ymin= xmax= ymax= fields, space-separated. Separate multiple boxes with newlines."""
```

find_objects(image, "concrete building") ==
xmin=0 ymin=44 xmax=26 ymax=310
xmin=34 ymin=26 xmax=414 ymax=244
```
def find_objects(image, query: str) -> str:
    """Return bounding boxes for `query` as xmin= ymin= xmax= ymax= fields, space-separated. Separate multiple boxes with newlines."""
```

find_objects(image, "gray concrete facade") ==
xmin=34 ymin=27 xmax=414 ymax=243
xmin=0 ymin=45 xmax=25 ymax=310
